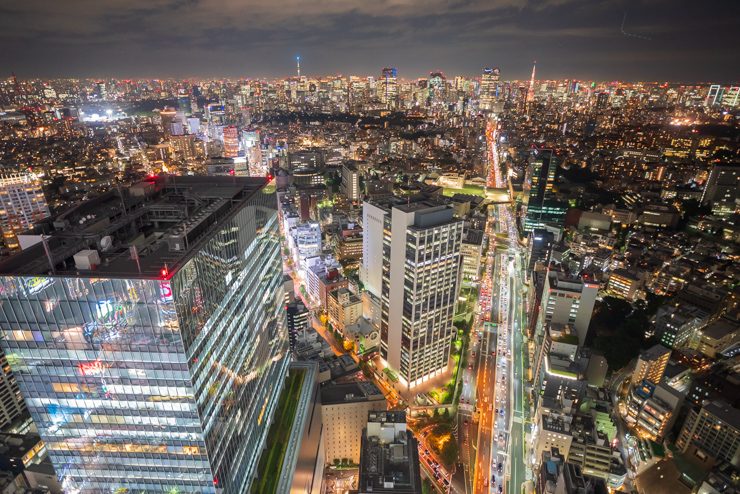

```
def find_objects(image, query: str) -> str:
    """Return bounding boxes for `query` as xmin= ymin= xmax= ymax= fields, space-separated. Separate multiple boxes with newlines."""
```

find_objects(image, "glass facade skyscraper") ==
xmin=0 ymin=177 xmax=289 ymax=494
xmin=522 ymin=148 xmax=568 ymax=233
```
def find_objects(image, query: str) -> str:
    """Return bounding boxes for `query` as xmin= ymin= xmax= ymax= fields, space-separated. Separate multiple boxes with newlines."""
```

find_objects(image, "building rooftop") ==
xmin=702 ymin=319 xmax=739 ymax=341
xmin=358 ymin=414 xmax=421 ymax=494
xmin=0 ymin=176 xmax=269 ymax=279
xmin=548 ymin=271 xmax=594 ymax=293
xmin=320 ymin=380 xmax=384 ymax=405
xmin=368 ymin=410 xmax=406 ymax=424
xmin=639 ymin=344 xmax=672 ymax=362
xmin=464 ymin=229 xmax=485 ymax=246
xmin=705 ymin=400 xmax=740 ymax=431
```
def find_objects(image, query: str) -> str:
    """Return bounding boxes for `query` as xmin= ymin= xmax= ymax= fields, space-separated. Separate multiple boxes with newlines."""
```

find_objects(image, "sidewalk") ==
xmin=371 ymin=355 xmax=457 ymax=405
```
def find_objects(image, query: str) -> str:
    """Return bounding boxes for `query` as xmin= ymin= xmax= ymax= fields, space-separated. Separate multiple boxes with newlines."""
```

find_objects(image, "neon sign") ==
xmin=25 ymin=277 xmax=52 ymax=294
xmin=160 ymin=282 xmax=173 ymax=302
xmin=95 ymin=300 xmax=113 ymax=319
xmin=78 ymin=360 xmax=104 ymax=376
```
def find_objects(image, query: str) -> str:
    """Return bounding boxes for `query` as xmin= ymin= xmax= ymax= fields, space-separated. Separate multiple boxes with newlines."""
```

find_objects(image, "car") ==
xmin=425 ymin=449 xmax=430 ymax=455
xmin=468 ymin=364 xmax=473 ymax=370
xmin=472 ymin=352 xmax=476 ymax=357
xmin=461 ymin=397 xmax=465 ymax=403
xmin=499 ymin=485 xmax=503 ymax=493
xmin=464 ymin=439 xmax=467 ymax=445
xmin=492 ymin=350 xmax=496 ymax=355
xmin=464 ymin=419 xmax=468 ymax=425
xmin=466 ymin=399 xmax=470 ymax=404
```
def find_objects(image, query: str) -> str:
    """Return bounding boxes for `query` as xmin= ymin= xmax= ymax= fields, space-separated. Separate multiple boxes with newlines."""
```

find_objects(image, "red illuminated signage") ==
xmin=78 ymin=360 xmax=104 ymax=376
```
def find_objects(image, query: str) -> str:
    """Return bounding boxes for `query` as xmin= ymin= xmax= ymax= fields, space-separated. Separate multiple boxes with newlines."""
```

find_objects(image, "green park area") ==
xmin=251 ymin=368 xmax=306 ymax=494
xmin=442 ymin=185 xmax=487 ymax=197
xmin=454 ymin=285 xmax=479 ymax=321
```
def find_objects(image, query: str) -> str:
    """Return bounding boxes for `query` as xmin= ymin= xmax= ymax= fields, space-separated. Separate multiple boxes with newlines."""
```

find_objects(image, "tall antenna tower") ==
xmin=296 ymin=56 xmax=301 ymax=78
xmin=527 ymin=61 xmax=536 ymax=102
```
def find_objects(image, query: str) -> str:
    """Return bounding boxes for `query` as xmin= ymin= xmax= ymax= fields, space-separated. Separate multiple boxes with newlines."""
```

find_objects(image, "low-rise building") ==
xmin=606 ymin=268 xmax=644 ymax=302
xmin=625 ymin=381 xmax=684 ymax=441
xmin=632 ymin=344 xmax=672 ymax=386
xmin=655 ymin=304 xmax=710 ymax=349
xmin=677 ymin=399 xmax=740 ymax=465
xmin=461 ymin=229 xmax=484 ymax=281
xmin=696 ymin=319 xmax=740 ymax=358
xmin=321 ymin=381 xmax=387 ymax=466
xmin=327 ymin=287 xmax=363 ymax=333
xmin=357 ymin=411 xmax=422 ymax=493
xmin=306 ymin=262 xmax=348 ymax=309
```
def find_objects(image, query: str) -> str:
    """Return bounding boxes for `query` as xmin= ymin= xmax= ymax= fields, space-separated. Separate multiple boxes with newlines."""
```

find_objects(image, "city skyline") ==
xmin=1 ymin=0 xmax=738 ymax=82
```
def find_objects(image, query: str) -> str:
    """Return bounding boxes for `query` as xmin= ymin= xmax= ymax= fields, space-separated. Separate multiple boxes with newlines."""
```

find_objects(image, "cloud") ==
xmin=0 ymin=0 xmax=737 ymax=81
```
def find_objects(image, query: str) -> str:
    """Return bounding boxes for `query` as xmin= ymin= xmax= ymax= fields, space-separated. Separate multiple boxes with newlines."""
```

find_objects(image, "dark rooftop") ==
xmin=0 ymin=176 xmax=269 ymax=279
xmin=320 ymin=380 xmax=384 ymax=405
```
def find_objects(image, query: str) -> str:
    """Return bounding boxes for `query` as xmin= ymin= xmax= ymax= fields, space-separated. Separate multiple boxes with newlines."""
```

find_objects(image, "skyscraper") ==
xmin=0 ymin=176 xmax=289 ymax=494
xmin=0 ymin=172 xmax=51 ymax=252
xmin=523 ymin=149 xmax=568 ymax=233
xmin=527 ymin=229 xmax=554 ymax=274
xmin=222 ymin=125 xmax=239 ymax=157
xmin=381 ymin=68 xmax=398 ymax=109
xmin=159 ymin=108 xmax=178 ymax=137
xmin=364 ymin=198 xmax=464 ymax=389
xmin=479 ymin=67 xmax=497 ymax=110
xmin=428 ymin=71 xmax=446 ymax=105
xmin=595 ymin=92 xmax=609 ymax=110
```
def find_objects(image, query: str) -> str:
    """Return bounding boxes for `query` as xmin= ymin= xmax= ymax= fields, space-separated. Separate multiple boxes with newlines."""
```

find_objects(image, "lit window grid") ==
xmin=0 ymin=191 xmax=289 ymax=494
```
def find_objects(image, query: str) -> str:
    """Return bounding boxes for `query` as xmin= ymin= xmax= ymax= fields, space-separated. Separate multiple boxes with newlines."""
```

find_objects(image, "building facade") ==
xmin=538 ymin=272 xmax=598 ymax=346
xmin=341 ymin=162 xmax=360 ymax=202
xmin=0 ymin=172 xmax=51 ymax=252
xmin=0 ymin=177 xmax=289 ymax=494
xmin=461 ymin=229 xmax=484 ymax=281
xmin=0 ymin=347 xmax=26 ymax=430
xmin=321 ymin=381 xmax=387 ymax=465
xmin=378 ymin=200 xmax=464 ymax=388
xmin=632 ymin=345 xmax=672 ymax=386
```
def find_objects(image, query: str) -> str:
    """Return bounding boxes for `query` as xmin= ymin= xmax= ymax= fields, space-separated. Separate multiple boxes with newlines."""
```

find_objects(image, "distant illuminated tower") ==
xmin=223 ymin=125 xmax=239 ymax=157
xmin=493 ymin=68 xmax=500 ymax=99
xmin=428 ymin=71 xmax=446 ymax=107
xmin=596 ymin=92 xmax=609 ymax=111
xmin=479 ymin=67 xmax=497 ymax=110
xmin=527 ymin=61 xmax=536 ymax=103
xmin=159 ymin=108 xmax=179 ymax=137
xmin=381 ymin=68 xmax=398 ymax=109
xmin=297 ymin=56 xmax=301 ymax=78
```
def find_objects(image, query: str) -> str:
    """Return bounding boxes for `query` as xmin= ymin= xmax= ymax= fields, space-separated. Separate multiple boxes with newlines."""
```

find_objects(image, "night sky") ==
xmin=1 ymin=0 xmax=738 ymax=82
